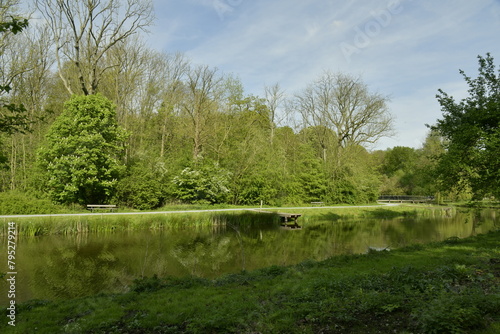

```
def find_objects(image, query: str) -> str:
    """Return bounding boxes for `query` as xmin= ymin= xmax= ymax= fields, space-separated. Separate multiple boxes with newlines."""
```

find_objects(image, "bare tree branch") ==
xmin=35 ymin=0 xmax=154 ymax=95
xmin=264 ymin=82 xmax=285 ymax=144
xmin=294 ymin=71 xmax=394 ymax=150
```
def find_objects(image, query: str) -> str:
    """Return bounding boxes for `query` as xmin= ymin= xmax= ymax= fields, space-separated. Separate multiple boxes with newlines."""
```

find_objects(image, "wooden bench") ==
xmin=311 ymin=201 xmax=324 ymax=206
xmin=87 ymin=204 xmax=117 ymax=212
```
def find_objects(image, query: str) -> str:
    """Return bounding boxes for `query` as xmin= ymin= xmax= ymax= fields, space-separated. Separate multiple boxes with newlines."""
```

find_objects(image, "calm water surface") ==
xmin=1 ymin=208 xmax=498 ymax=305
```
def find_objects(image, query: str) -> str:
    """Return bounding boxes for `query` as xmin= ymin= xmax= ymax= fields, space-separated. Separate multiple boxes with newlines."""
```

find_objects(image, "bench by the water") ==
xmin=87 ymin=204 xmax=117 ymax=212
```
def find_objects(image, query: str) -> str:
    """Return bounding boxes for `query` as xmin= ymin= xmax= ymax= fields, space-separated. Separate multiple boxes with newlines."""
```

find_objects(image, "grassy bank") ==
xmin=0 ymin=205 xmax=443 ymax=236
xmin=2 ymin=230 xmax=498 ymax=333
xmin=453 ymin=201 xmax=500 ymax=210
xmin=0 ymin=211 xmax=281 ymax=236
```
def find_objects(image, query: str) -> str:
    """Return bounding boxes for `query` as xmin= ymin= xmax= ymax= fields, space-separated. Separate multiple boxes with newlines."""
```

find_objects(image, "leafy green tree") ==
xmin=375 ymin=132 xmax=445 ymax=197
xmin=378 ymin=146 xmax=419 ymax=195
xmin=115 ymin=160 xmax=168 ymax=210
xmin=297 ymin=156 xmax=328 ymax=202
xmin=172 ymin=161 xmax=231 ymax=204
xmin=38 ymin=94 xmax=127 ymax=204
xmin=324 ymin=145 xmax=381 ymax=204
xmin=220 ymin=94 xmax=278 ymax=205
xmin=410 ymin=130 xmax=445 ymax=196
xmin=432 ymin=53 xmax=500 ymax=199
xmin=381 ymin=146 xmax=418 ymax=177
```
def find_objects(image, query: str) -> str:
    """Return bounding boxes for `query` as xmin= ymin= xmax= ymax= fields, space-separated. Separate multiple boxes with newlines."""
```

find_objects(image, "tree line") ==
xmin=0 ymin=0 xmax=497 ymax=210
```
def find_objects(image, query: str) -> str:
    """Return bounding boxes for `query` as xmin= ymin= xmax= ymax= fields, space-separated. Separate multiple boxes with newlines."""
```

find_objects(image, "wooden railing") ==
xmin=378 ymin=195 xmax=434 ymax=203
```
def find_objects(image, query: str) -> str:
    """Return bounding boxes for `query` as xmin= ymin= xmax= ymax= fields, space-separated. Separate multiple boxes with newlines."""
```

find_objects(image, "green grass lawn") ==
xmin=2 ymin=230 xmax=499 ymax=333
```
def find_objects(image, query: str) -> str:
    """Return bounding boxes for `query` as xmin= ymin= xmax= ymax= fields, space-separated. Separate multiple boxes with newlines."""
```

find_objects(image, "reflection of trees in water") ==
xmin=33 ymin=242 xmax=129 ymax=300
xmin=233 ymin=209 xmax=499 ymax=266
xmin=9 ymin=209 xmax=499 ymax=303
xmin=232 ymin=222 xmax=367 ymax=269
xmin=380 ymin=209 xmax=498 ymax=247
xmin=171 ymin=236 xmax=232 ymax=276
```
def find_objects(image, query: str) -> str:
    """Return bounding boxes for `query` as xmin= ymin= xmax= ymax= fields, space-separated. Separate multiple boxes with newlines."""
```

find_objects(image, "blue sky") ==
xmin=148 ymin=0 xmax=500 ymax=150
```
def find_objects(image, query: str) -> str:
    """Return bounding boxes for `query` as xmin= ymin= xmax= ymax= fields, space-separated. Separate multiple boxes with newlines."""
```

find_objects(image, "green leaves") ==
xmin=0 ymin=103 xmax=32 ymax=134
xmin=433 ymin=53 xmax=500 ymax=199
xmin=0 ymin=17 xmax=28 ymax=35
xmin=172 ymin=161 xmax=232 ymax=204
xmin=38 ymin=94 xmax=127 ymax=204
xmin=115 ymin=160 xmax=168 ymax=210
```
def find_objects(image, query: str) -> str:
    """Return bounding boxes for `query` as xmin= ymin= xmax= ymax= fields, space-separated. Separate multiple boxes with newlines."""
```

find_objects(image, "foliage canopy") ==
xmin=433 ymin=53 xmax=500 ymax=199
xmin=0 ymin=1 xmax=447 ymax=207
xmin=38 ymin=94 xmax=127 ymax=204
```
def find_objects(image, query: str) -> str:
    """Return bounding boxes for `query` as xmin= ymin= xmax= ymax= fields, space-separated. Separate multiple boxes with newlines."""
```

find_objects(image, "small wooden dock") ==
xmin=278 ymin=212 xmax=302 ymax=229
xmin=251 ymin=210 xmax=302 ymax=229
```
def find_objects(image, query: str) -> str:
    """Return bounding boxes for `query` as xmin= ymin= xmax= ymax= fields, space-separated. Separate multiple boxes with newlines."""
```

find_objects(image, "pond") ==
xmin=1 ymin=208 xmax=498 ymax=305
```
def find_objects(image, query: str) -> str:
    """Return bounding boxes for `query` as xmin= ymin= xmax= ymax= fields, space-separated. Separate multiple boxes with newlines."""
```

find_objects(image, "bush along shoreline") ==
xmin=1 ymin=230 xmax=498 ymax=333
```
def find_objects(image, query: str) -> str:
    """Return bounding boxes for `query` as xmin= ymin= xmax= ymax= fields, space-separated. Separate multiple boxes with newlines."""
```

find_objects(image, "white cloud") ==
xmin=151 ymin=0 xmax=500 ymax=149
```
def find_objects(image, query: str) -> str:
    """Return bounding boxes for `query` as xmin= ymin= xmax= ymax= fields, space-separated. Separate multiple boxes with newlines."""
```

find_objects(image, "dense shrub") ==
xmin=115 ymin=174 xmax=164 ymax=210
xmin=0 ymin=192 xmax=65 ymax=215
xmin=172 ymin=161 xmax=231 ymax=204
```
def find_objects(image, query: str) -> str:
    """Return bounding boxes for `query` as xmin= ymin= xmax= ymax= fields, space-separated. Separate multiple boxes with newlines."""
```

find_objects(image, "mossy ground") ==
xmin=2 ymin=230 xmax=499 ymax=333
